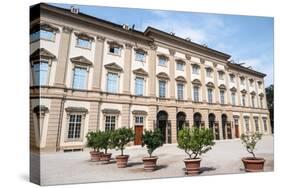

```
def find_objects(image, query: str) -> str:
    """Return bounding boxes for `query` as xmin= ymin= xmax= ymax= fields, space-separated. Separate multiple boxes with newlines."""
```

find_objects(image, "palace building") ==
xmin=30 ymin=3 xmax=271 ymax=152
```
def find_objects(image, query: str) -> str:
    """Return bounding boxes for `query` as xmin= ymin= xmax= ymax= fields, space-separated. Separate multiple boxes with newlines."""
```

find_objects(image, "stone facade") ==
xmin=30 ymin=4 xmax=271 ymax=152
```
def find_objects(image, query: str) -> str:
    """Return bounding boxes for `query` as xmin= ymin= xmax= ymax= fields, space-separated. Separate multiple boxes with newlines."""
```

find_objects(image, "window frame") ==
xmin=106 ymin=71 xmax=120 ymax=93
xmin=176 ymin=62 xmax=184 ymax=71
xmin=192 ymin=65 xmax=200 ymax=75
xmin=193 ymin=86 xmax=200 ymax=102
xmin=31 ymin=59 xmax=51 ymax=86
xmin=207 ymin=88 xmax=213 ymax=103
xmin=71 ymin=65 xmax=89 ymax=90
xmin=244 ymin=117 xmax=250 ymax=133
xmin=76 ymin=37 xmax=92 ymax=49
xmin=220 ymin=90 xmax=225 ymax=104
xmin=135 ymin=50 xmax=146 ymax=62
xmin=135 ymin=76 xmax=145 ymax=96
xmin=177 ymin=83 xmax=184 ymax=100
xmin=159 ymin=80 xmax=167 ymax=98
xmin=158 ymin=56 xmax=168 ymax=67
xmin=104 ymin=115 xmax=117 ymax=131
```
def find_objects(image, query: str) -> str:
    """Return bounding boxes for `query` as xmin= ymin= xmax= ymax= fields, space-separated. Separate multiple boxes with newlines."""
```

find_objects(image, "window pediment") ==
xmin=217 ymin=69 xmax=225 ymax=74
xmin=257 ymin=80 xmax=262 ymax=84
xmin=133 ymin=68 xmax=148 ymax=76
xmin=229 ymin=73 xmax=235 ymax=77
xmin=241 ymin=89 xmax=247 ymax=94
xmin=74 ymin=32 xmax=94 ymax=41
xmin=205 ymin=66 xmax=213 ymax=71
xmin=250 ymin=91 xmax=256 ymax=95
xmin=219 ymin=84 xmax=226 ymax=90
xmin=30 ymin=23 xmax=59 ymax=33
xmin=192 ymin=79 xmax=202 ymax=86
xmin=132 ymin=110 xmax=147 ymax=115
xmin=157 ymin=72 xmax=170 ymax=80
xmin=65 ymin=107 xmax=88 ymax=113
xmin=230 ymin=87 xmax=237 ymax=92
xmin=175 ymin=58 xmax=186 ymax=64
xmin=134 ymin=48 xmax=147 ymax=54
xmin=102 ymin=108 xmax=120 ymax=114
xmin=157 ymin=53 xmax=169 ymax=60
xmin=259 ymin=93 xmax=264 ymax=97
xmin=191 ymin=63 xmax=200 ymax=68
xmin=30 ymin=48 xmax=56 ymax=60
xmin=175 ymin=76 xmax=186 ymax=83
xmin=206 ymin=82 xmax=215 ymax=88
xmin=249 ymin=78 xmax=254 ymax=82
xmin=70 ymin=56 xmax=93 ymax=66
xmin=33 ymin=105 xmax=49 ymax=114
xmin=107 ymin=41 xmax=123 ymax=48
xmin=104 ymin=62 xmax=123 ymax=72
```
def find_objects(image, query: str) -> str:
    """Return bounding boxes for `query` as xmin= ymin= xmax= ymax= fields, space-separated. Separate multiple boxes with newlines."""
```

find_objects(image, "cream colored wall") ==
xmin=59 ymin=100 xmax=91 ymax=147
xmin=99 ymin=103 xmax=123 ymax=130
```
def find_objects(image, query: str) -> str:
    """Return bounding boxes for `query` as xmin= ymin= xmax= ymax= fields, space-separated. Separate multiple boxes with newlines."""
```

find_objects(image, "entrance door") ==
xmin=157 ymin=111 xmax=169 ymax=143
xmin=177 ymin=112 xmax=186 ymax=135
xmin=134 ymin=126 xmax=143 ymax=145
xmin=227 ymin=122 xmax=232 ymax=139
xmin=222 ymin=114 xmax=227 ymax=139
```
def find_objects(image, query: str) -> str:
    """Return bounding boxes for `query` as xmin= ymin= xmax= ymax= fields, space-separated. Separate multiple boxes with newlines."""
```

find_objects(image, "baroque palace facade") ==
xmin=30 ymin=4 xmax=271 ymax=152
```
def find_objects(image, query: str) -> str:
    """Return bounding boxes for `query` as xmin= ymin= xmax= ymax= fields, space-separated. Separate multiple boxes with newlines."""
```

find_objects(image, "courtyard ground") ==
xmin=33 ymin=135 xmax=274 ymax=185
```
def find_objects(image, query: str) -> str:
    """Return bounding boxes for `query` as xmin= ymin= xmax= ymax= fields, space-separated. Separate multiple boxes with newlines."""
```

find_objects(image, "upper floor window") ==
xmin=242 ymin=94 xmax=246 ymax=107
xmin=135 ymin=77 xmax=145 ymax=96
xmin=76 ymin=38 xmax=91 ymax=49
xmin=260 ymin=96 xmax=263 ymax=108
xmin=218 ymin=71 xmax=224 ymax=80
xmin=249 ymin=79 xmax=254 ymax=87
xmin=207 ymin=88 xmax=213 ymax=103
xmin=105 ymin=115 xmax=116 ymax=131
xmin=176 ymin=62 xmax=184 ymax=71
xmin=72 ymin=67 xmax=88 ymax=90
xmin=231 ymin=93 xmax=236 ymax=105
xmin=107 ymin=72 xmax=119 ymax=93
xmin=31 ymin=29 xmax=55 ymax=42
xmin=220 ymin=90 xmax=225 ymax=104
xmin=177 ymin=83 xmax=184 ymax=100
xmin=240 ymin=77 xmax=245 ymax=85
xmin=251 ymin=95 xmax=255 ymax=108
xmin=193 ymin=86 xmax=199 ymax=102
xmin=135 ymin=51 xmax=146 ymax=62
xmin=159 ymin=80 xmax=166 ymax=98
xmin=108 ymin=41 xmax=122 ymax=56
xmin=32 ymin=60 xmax=49 ymax=86
xmin=263 ymin=118 xmax=268 ymax=132
xmin=158 ymin=56 xmax=168 ymax=66
xmin=192 ymin=65 xmax=200 ymax=75
xmin=206 ymin=69 xmax=212 ymax=78
xmin=258 ymin=81 xmax=262 ymax=89
xmin=230 ymin=75 xmax=235 ymax=83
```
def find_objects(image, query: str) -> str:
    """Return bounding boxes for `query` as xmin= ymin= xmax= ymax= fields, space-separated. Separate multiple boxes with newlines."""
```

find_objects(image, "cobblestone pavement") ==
xmin=33 ymin=136 xmax=274 ymax=185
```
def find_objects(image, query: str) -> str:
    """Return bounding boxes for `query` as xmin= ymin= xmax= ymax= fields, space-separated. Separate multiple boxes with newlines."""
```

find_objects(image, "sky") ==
xmin=51 ymin=3 xmax=274 ymax=86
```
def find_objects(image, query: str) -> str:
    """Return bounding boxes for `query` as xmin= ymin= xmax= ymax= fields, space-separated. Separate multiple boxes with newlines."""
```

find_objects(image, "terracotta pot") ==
xmin=184 ymin=158 xmax=201 ymax=175
xmin=100 ymin=153 xmax=112 ymax=164
xmin=242 ymin=157 xmax=265 ymax=172
xmin=90 ymin=151 xmax=101 ymax=161
xmin=116 ymin=155 xmax=129 ymax=168
xmin=143 ymin=156 xmax=158 ymax=171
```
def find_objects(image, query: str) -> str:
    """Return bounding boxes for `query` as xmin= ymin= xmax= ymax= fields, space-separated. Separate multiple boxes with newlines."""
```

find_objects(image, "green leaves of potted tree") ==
xmin=241 ymin=132 xmax=265 ymax=172
xmin=86 ymin=131 xmax=102 ymax=162
xmin=99 ymin=131 xmax=113 ymax=164
xmin=141 ymin=129 xmax=164 ymax=171
xmin=177 ymin=127 xmax=215 ymax=175
xmin=111 ymin=127 xmax=134 ymax=168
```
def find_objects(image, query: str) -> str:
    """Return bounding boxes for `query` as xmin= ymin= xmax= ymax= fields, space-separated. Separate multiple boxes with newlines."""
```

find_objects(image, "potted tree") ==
xmin=86 ymin=131 xmax=102 ymax=162
xmin=241 ymin=132 xmax=265 ymax=172
xmin=111 ymin=127 xmax=134 ymax=168
xmin=99 ymin=131 xmax=113 ymax=164
xmin=141 ymin=129 xmax=164 ymax=171
xmin=177 ymin=127 xmax=215 ymax=175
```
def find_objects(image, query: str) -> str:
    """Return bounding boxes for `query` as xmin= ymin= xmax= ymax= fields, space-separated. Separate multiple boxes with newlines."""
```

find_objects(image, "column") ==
xmin=123 ymin=43 xmax=133 ymax=94
xmin=92 ymin=35 xmax=105 ymax=91
xmin=168 ymin=107 xmax=177 ymax=143
xmin=185 ymin=54 xmax=192 ymax=101
xmin=148 ymin=44 xmax=157 ymax=97
xmin=54 ymin=26 xmax=72 ymax=87
xmin=169 ymin=49 xmax=176 ymax=99
xmin=215 ymin=111 xmax=223 ymax=139
xmin=200 ymin=58 xmax=207 ymax=102
xmin=147 ymin=105 xmax=157 ymax=130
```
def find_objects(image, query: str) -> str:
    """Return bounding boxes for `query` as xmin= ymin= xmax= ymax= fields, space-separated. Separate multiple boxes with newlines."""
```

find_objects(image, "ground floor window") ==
xmin=244 ymin=117 xmax=250 ymax=133
xmin=105 ymin=115 xmax=116 ymax=131
xmin=135 ymin=115 xmax=144 ymax=124
xmin=263 ymin=118 xmax=268 ymax=132
xmin=254 ymin=117 xmax=259 ymax=132
xmin=68 ymin=114 xmax=82 ymax=139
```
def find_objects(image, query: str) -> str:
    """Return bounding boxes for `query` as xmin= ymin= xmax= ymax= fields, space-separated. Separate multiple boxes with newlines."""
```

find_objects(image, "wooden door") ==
xmin=134 ymin=126 xmax=143 ymax=145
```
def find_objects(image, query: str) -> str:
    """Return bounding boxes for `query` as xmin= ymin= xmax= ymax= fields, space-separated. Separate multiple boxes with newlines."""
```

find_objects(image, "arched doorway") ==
xmin=193 ymin=112 xmax=202 ymax=128
xmin=177 ymin=112 xmax=186 ymax=134
xmin=156 ymin=111 xmax=170 ymax=143
xmin=208 ymin=113 xmax=219 ymax=140
xmin=221 ymin=114 xmax=227 ymax=139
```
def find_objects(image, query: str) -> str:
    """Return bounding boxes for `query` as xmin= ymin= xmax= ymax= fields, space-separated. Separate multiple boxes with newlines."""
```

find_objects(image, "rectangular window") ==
xmin=159 ymin=80 xmax=166 ymax=98
xmin=241 ymin=78 xmax=245 ymax=85
xmin=109 ymin=46 xmax=121 ymax=55
xmin=33 ymin=60 xmax=49 ymax=86
xmin=242 ymin=95 xmax=246 ymax=107
xmin=68 ymin=114 xmax=82 ymax=139
xmin=135 ymin=77 xmax=144 ymax=96
xmin=159 ymin=57 xmax=167 ymax=66
xmin=135 ymin=51 xmax=145 ymax=62
xmin=250 ymin=80 xmax=253 ymax=87
xmin=263 ymin=118 xmax=268 ymax=132
xmin=252 ymin=96 xmax=255 ymax=108
xmin=254 ymin=118 xmax=259 ymax=132
xmin=135 ymin=116 xmax=144 ymax=124
xmin=192 ymin=66 xmax=199 ymax=74
xmin=230 ymin=75 xmax=235 ymax=83
xmin=30 ymin=29 xmax=55 ymax=42
xmin=76 ymin=38 xmax=91 ymax=49
xmin=220 ymin=90 xmax=225 ymax=104
xmin=258 ymin=82 xmax=262 ymax=89
xmin=177 ymin=83 xmax=184 ymax=100
xmin=206 ymin=69 xmax=212 ymax=77
xmin=232 ymin=93 xmax=236 ymax=105
xmin=219 ymin=72 xmax=224 ymax=80
xmin=176 ymin=62 xmax=184 ymax=71
xmin=244 ymin=117 xmax=250 ymax=132
xmin=193 ymin=86 xmax=199 ymax=102
xmin=107 ymin=72 xmax=118 ymax=93
xmin=72 ymin=67 xmax=87 ymax=89
xmin=208 ymin=88 xmax=213 ymax=103
xmin=105 ymin=115 xmax=116 ymax=131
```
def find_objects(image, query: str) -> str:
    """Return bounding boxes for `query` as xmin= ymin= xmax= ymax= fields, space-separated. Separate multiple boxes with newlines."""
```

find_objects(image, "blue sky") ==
xmin=51 ymin=3 xmax=274 ymax=86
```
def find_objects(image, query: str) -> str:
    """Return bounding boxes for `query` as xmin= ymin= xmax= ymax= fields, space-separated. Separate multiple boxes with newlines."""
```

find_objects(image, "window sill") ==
xmin=108 ymin=52 xmax=121 ymax=57
xmin=75 ymin=45 xmax=92 ymax=50
xmin=30 ymin=38 xmax=55 ymax=44
xmin=158 ymin=64 xmax=168 ymax=67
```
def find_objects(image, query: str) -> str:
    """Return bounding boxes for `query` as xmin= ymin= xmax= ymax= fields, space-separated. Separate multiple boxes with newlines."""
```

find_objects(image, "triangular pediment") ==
xmin=104 ymin=62 xmax=123 ymax=71
xmin=133 ymin=68 xmax=148 ymax=76
xmin=70 ymin=56 xmax=93 ymax=66
xmin=30 ymin=48 xmax=56 ymax=60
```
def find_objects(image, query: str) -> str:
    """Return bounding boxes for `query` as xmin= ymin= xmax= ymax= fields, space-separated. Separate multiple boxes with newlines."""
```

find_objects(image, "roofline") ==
xmin=144 ymin=26 xmax=231 ymax=61
xmin=227 ymin=62 xmax=266 ymax=78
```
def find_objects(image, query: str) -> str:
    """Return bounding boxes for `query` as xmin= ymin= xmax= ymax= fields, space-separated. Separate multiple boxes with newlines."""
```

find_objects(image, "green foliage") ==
xmin=177 ymin=127 xmax=215 ymax=159
xmin=99 ymin=131 xmax=114 ymax=154
xmin=141 ymin=129 xmax=164 ymax=157
xmin=111 ymin=127 xmax=135 ymax=156
xmin=241 ymin=132 xmax=263 ymax=159
xmin=86 ymin=131 xmax=103 ymax=152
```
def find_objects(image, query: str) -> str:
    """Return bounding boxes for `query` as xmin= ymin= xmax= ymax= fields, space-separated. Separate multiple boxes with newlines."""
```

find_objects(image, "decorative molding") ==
xmin=102 ymin=108 xmax=120 ymax=114
xmin=157 ymin=72 xmax=170 ymax=80
xmin=107 ymin=41 xmax=123 ymax=48
xmin=33 ymin=105 xmax=49 ymax=115
xmin=200 ymin=58 xmax=205 ymax=64
xmin=206 ymin=82 xmax=215 ymax=88
xmin=104 ymin=62 xmax=123 ymax=72
xmin=148 ymin=43 xmax=157 ymax=50
xmin=230 ymin=87 xmax=237 ymax=92
xmin=250 ymin=91 xmax=256 ymax=95
xmin=70 ymin=56 xmax=93 ymax=66
xmin=74 ymin=32 xmax=95 ymax=41
xmin=125 ymin=43 xmax=133 ymax=49
xmin=96 ymin=35 xmax=105 ymax=42
xmin=185 ymin=54 xmax=191 ymax=60
xmin=259 ymin=93 xmax=264 ymax=97
xmin=132 ymin=110 xmax=147 ymax=115
xmin=241 ymin=89 xmax=247 ymax=94
xmin=175 ymin=76 xmax=187 ymax=83
xmin=213 ymin=62 xmax=218 ymax=67
xmin=30 ymin=48 xmax=56 ymax=60
xmin=218 ymin=84 xmax=226 ymax=90
xmin=192 ymin=79 xmax=202 ymax=86
xmin=132 ymin=68 xmax=148 ymax=76
xmin=62 ymin=26 xmax=73 ymax=33
xmin=65 ymin=107 xmax=88 ymax=113
xmin=169 ymin=49 xmax=176 ymax=56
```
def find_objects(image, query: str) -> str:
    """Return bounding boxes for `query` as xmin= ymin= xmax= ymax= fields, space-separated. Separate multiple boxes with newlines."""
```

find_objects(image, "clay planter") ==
xmin=242 ymin=157 xmax=265 ymax=172
xmin=143 ymin=156 xmax=158 ymax=171
xmin=100 ymin=153 xmax=112 ymax=164
xmin=90 ymin=151 xmax=101 ymax=162
xmin=184 ymin=158 xmax=201 ymax=175
xmin=116 ymin=155 xmax=129 ymax=168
